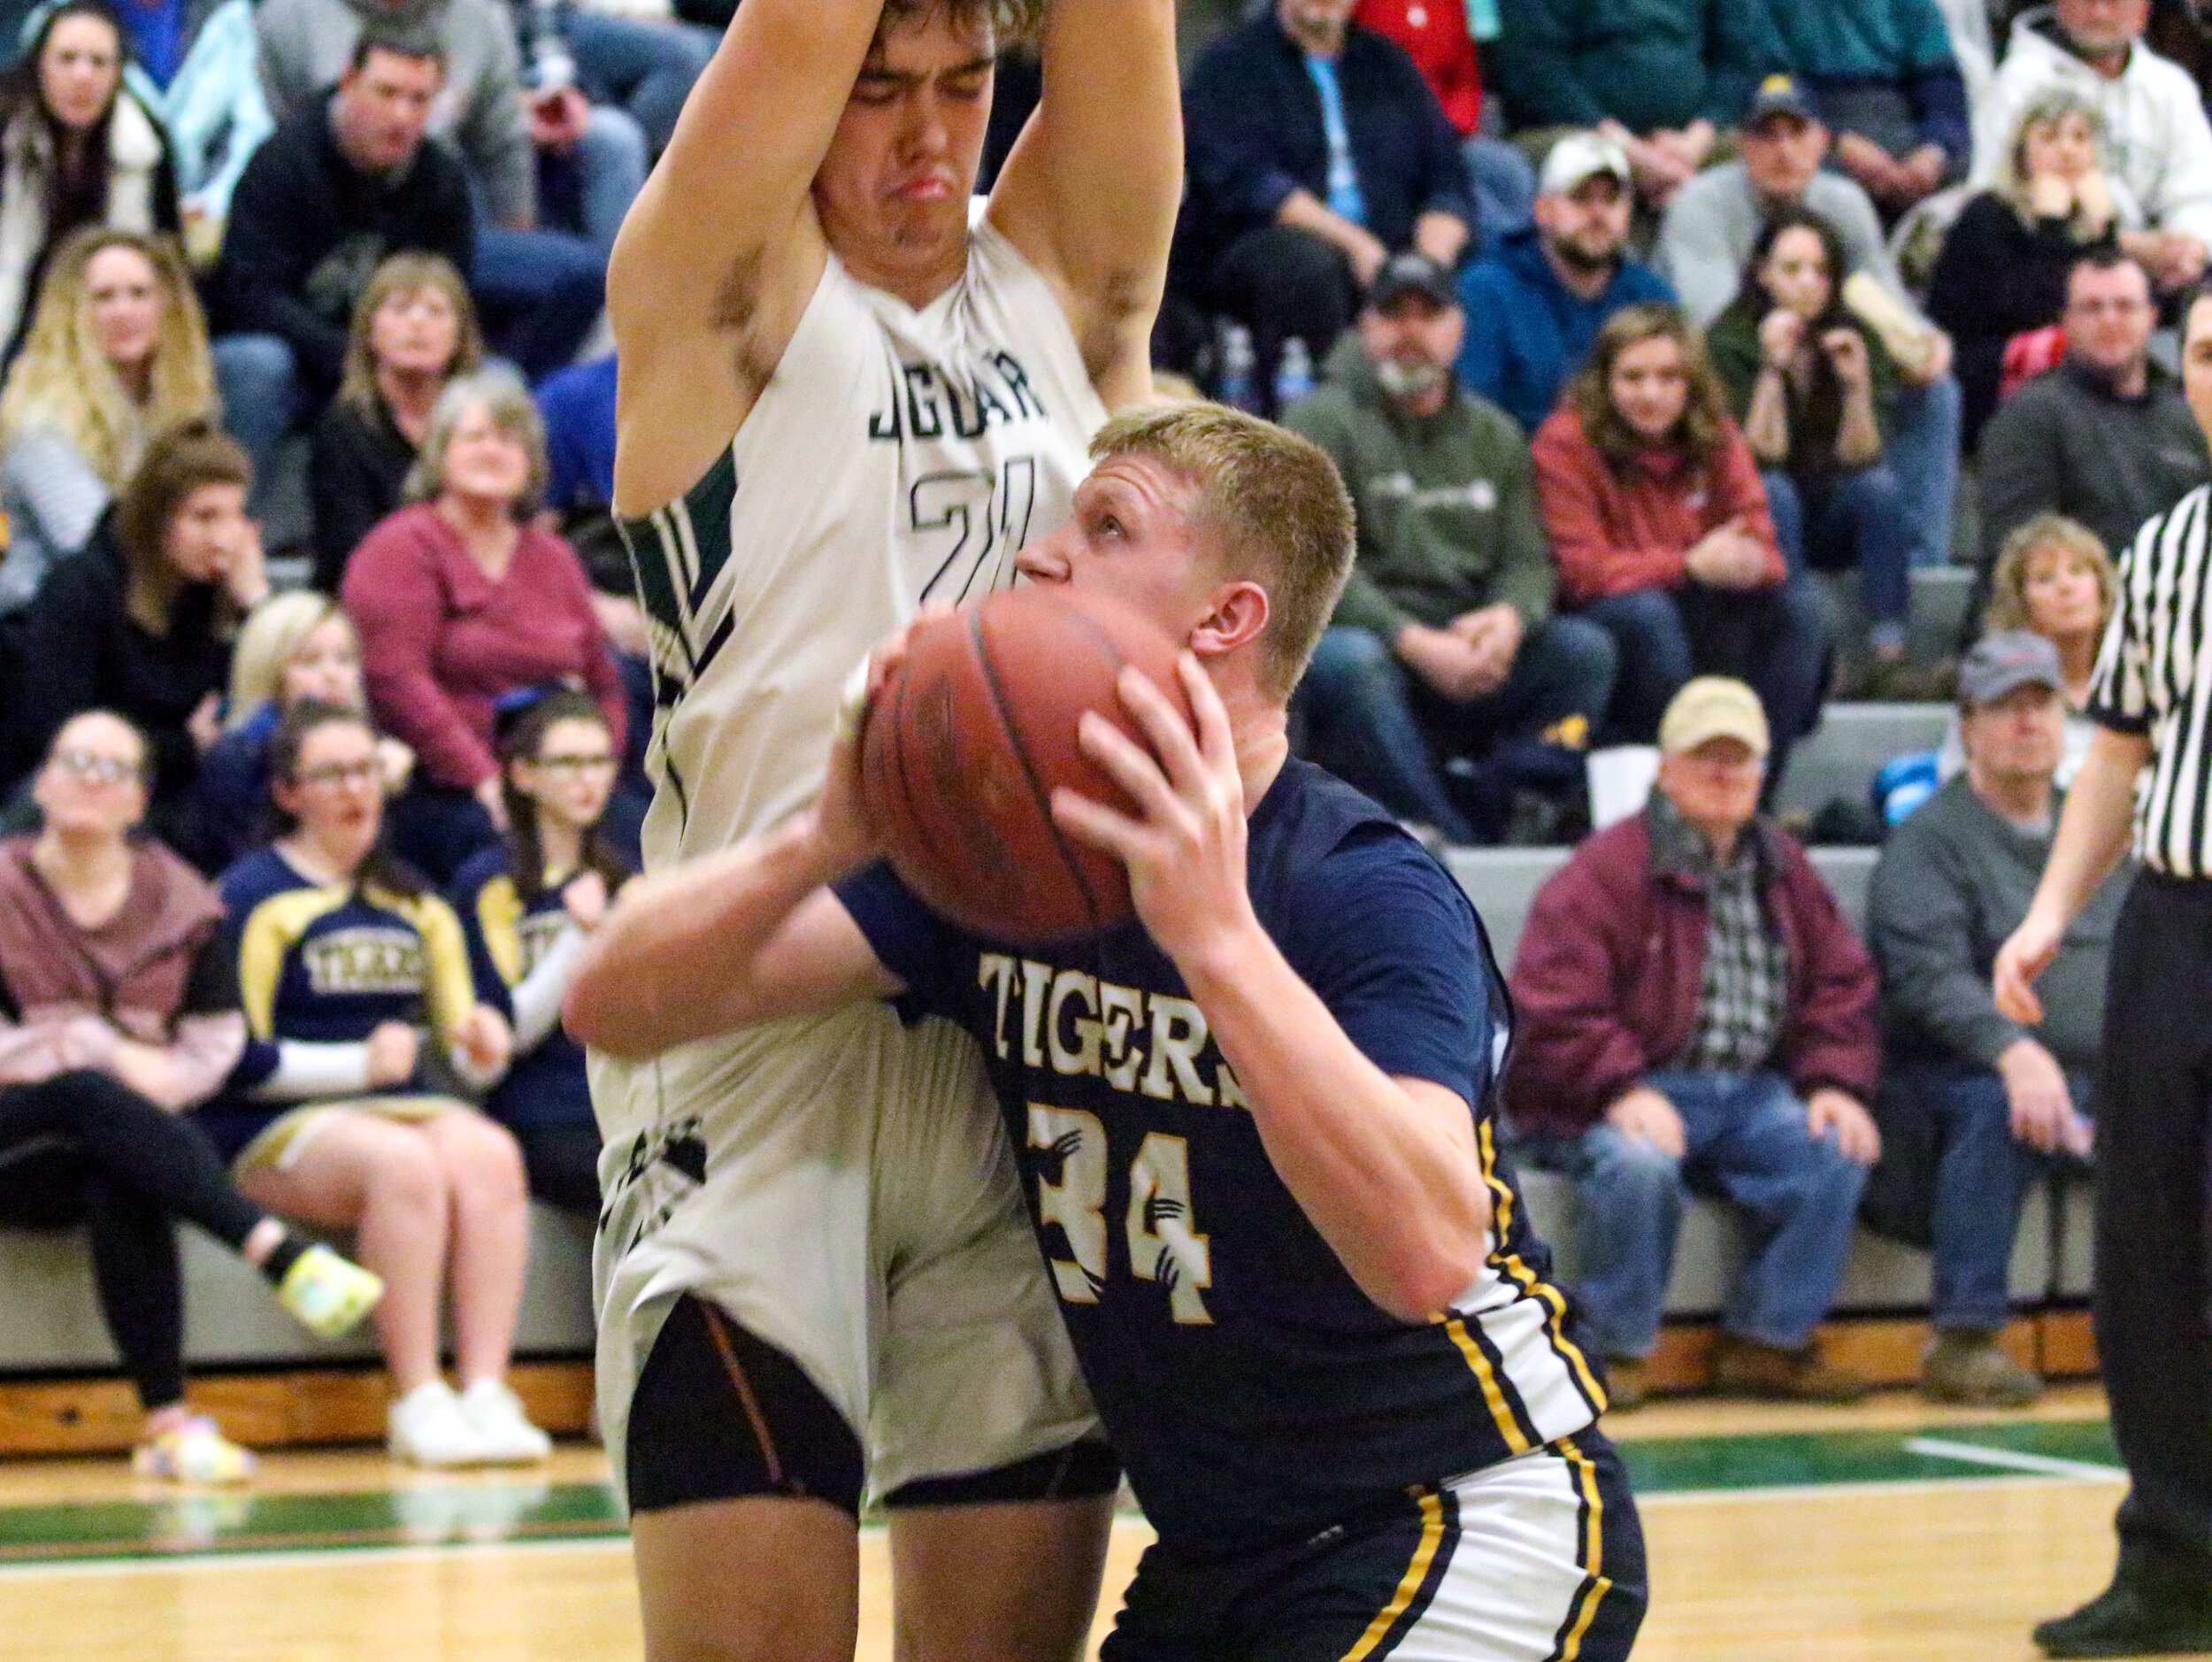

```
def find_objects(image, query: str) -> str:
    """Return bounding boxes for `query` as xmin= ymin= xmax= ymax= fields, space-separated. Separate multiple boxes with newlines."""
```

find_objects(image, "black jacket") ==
xmin=1183 ymin=14 xmax=1471 ymax=269
xmin=308 ymin=395 xmax=416 ymax=594
xmin=1 ymin=513 xmax=230 ymax=812
xmin=211 ymin=92 xmax=473 ymax=396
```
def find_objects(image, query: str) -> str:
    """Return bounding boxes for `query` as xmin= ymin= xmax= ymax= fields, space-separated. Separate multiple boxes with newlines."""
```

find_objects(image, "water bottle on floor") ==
xmin=1217 ymin=323 xmax=1257 ymax=412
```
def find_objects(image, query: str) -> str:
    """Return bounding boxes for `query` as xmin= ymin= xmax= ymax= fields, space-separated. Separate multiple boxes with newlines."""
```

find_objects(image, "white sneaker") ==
xmin=388 ymin=1380 xmax=488 ymax=1467
xmin=458 ymin=1378 xmax=552 ymax=1464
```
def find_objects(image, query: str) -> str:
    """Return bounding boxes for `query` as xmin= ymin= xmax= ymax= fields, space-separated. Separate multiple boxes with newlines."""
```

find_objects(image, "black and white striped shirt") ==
xmin=2090 ymin=484 xmax=2212 ymax=878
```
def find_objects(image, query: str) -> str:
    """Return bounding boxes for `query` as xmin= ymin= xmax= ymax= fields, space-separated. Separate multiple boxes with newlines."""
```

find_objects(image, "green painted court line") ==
xmin=0 ymin=1420 xmax=2125 ymax=1566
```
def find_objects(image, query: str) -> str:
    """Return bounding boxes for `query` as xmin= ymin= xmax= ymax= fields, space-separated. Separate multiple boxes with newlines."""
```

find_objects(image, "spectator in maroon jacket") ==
xmin=342 ymin=369 xmax=626 ymax=882
xmin=1505 ymin=677 xmax=1883 ymax=1409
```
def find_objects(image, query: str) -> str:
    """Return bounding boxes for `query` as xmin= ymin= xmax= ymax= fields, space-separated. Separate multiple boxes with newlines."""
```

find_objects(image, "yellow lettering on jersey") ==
xmin=1026 ymin=1104 xmax=1107 ymax=1304
xmin=978 ymin=955 xmax=1018 ymax=1060
xmin=1018 ymin=960 xmax=1053 ymax=1067
xmin=1141 ymin=995 xmax=1213 ymax=1104
xmin=1047 ymin=970 xmax=1101 ymax=1077
xmin=1098 ymin=982 xmax=1146 ymax=1091
xmin=1127 ymin=1133 xmax=1213 ymax=1325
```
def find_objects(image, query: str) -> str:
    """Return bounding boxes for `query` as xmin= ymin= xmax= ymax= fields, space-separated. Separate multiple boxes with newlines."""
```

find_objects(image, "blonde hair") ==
xmin=403 ymin=369 xmax=548 ymax=516
xmin=0 ymin=227 xmax=214 ymax=489
xmin=335 ymin=252 xmax=481 ymax=423
xmin=2001 ymin=88 xmax=2110 ymax=225
xmin=1985 ymin=512 xmax=2116 ymax=637
xmin=1088 ymin=404 xmax=1355 ymax=703
xmin=226 ymin=592 xmax=357 ymax=729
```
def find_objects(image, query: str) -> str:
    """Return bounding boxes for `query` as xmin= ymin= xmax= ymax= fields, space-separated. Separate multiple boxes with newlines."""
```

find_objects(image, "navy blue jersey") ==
xmin=839 ymin=758 xmax=1603 ymax=1553
xmin=450 ymin=846 xmax=595 ymax=1135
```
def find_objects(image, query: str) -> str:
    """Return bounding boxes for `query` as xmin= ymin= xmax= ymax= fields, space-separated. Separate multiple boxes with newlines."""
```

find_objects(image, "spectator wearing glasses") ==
xmin=0 ymin=712 xmax=381 ymax=1482
xmin=451 ymin=687 xmax=628 ymax=1215
xmin=1970 ymin=248 xmax=2211 ymax=641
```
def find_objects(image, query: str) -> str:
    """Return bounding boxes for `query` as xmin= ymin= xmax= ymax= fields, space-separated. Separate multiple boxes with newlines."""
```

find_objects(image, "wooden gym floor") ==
xmin=0 ymin=1382 xmax=2189 ymax=1661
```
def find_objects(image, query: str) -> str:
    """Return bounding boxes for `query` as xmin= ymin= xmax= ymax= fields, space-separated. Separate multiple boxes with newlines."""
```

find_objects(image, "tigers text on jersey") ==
xmin=838 ymin=758 xmax=1606 ymax=1553
xmin=618 ymin=205 xmax=1109 ymax=877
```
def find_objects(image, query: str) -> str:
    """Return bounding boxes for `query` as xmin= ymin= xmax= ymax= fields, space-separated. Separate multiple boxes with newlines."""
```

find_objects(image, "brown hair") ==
xmin=1089 ymin=403 xmax=1355 ymax=703
xmin=495 ymin=686 xmax=631 ymax=905
xmin=876 ymin=0 xmax=1043 ymax=46
xmin=265 ymin=700 xmax=424 ymax=898
xmin=1985 ymin=512 xmax=2116 ymax=637
xmin=336 ymin=251 xmax=482 ymax=422
xmin=113 ymin=418 xmax=251 ymax=636
xmin=1566 ymin=302 xmax=1734 ymax=466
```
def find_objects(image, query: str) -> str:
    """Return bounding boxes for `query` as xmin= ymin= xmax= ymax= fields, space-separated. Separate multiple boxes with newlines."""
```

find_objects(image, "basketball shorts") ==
xmin=1101 ymin=1435 xmax=1647 ymax=1662
xmin=590 ymin=1000 xmax=1102 ymax=1512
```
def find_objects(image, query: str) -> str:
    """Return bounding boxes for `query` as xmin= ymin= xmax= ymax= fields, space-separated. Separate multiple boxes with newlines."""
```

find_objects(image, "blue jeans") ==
xmin=564 ymin=11 xmax=714 ymax=152
xmin=1763 ymin=464 xmax=1913 ymax=632
xmin=1295 ymin=615 xmax=1617 ymax=843
xmin=1578 ymin=578 xmax=1829 ymax=760
xmin=1887 ymin=373 xmax=1962 ymax=570
xmin=537 ymin=104 xmax=646 ymax=251
xmin=1520 ymin=1071 xmax=1869 ymax=1358
xmin=473 ymin=225 xmax=605 ymax=380
xmin=1899 ymin=1061 xmax=2093 ymax=1332
xmin=211 ymin=333 xmax=303 ymax=511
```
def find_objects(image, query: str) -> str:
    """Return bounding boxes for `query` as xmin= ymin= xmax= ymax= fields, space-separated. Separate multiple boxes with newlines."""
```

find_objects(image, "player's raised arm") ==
xmin=606 ymin=0 xmax=883 ymax=512
xmin=987 ymin=0 xmax=1182 ymax=410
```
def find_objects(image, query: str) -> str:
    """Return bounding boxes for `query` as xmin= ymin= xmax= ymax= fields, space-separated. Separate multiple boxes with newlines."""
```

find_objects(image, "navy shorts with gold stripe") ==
xmin=1101 ymin=1432 xmax=1645 ymax=1662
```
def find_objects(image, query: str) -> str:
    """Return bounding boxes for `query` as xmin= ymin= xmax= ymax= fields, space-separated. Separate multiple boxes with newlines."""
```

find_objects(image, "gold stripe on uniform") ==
xmin=1443 ymin=1317 xmax=1536 ymax=1457
xmin=1339 ymin=1489 xmax=1446 ymax=1662
xmin=1478 ymin=1120 xmax=1610 ymax=1411
xmin=1553 ymin=1435 xmax=1613 ymax=1662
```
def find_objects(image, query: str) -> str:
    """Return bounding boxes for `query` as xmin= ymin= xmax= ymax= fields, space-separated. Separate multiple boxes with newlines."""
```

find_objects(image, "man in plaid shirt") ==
xmin=1504 ymin=679 xmax=1884 ymax=1408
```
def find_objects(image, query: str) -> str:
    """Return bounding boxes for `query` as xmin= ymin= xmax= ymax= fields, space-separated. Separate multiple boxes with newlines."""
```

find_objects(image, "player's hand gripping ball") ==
xmin=859 ymin=585 xmax=1194 ymax=947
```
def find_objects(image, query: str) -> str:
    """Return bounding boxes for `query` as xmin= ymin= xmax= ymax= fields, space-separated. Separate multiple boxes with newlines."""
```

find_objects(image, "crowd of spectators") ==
xmin=0 ymin=0 xmax=2198 ymax=1472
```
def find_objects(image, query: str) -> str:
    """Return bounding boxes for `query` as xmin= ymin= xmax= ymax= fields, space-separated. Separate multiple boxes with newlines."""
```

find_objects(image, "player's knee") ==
xmin=880 ymin=1440 xmax=1121 ymax=1510
xmin=626 ymin=1295 xmax=864 ymax=1520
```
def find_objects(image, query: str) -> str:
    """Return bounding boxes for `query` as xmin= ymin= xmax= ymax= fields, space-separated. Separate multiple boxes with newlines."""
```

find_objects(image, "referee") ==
xmin=1996 ymin=283 xmax=2212 ymax=1659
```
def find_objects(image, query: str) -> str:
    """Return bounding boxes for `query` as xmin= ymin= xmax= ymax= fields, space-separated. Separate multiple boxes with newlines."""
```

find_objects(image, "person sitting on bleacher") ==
xmin=1705 ymin=207 xmax=1918 ymax=687
xmin=1866 ymin=631 xmax=2124 ymax=1406
xmin=1926 ymin=88 xmax=2123 ymax=452
xmin=1970 ymin=248 xmax=2209 ymax=642
xmin=0 ymin=712 xmax=380 ymax=1482
xmin=1180 ymin=0 xmax=1474 ymax=414
xmin=1454 ymin=131 xmax=1677 ymax=438
xmin=203 ymin=698 xmax=550 ymax=1468
xmin=451 ymin=687 xmax=627 ymax=1217
xmin=1531 ymin=302 xmax=1828 ymax=770
xmin=307 ymin=252 xmax=480 ymax=596
xmin=0 ymin=227 xmax=214 ymax=615
xmin=1287 ymin=250 xmax=1615 ymax=846
xmin=1507 ymin=677 xmax=1883 ymax=1408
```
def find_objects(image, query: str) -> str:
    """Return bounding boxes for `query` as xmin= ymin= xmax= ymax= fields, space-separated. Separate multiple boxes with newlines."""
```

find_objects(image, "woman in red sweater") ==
xmin=343 ymin=371 xmax=626 ymax=883
xmin=1531 ymin=303 xmax=1829 ymax=767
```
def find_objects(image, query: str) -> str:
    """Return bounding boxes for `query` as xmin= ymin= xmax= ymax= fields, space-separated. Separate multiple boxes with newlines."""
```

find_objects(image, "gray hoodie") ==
xmin=256 ymin=0 xmax=534 ymax=226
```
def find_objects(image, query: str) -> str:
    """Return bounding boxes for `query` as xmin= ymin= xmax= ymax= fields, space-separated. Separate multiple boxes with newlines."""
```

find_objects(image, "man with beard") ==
xmin=1287 ymin=250 xmax=1617 ymax=844
xmin=1455 ymin=132 xmax=1676 ymax=436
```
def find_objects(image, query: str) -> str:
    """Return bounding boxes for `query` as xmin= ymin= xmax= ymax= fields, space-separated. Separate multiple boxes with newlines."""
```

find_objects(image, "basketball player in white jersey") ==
xmin=595 ymin=3 xmax=1179 ymax=1658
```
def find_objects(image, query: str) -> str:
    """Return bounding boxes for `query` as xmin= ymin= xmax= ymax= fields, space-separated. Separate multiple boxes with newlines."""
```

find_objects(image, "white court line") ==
xmin=1638 ymin=1471 xmax=2120 ymax=1507
xmin=1902 ymin=1436 xmax=2125 ymax=1482
xmin=0 ymin=1532 xmax=634 ymax=1581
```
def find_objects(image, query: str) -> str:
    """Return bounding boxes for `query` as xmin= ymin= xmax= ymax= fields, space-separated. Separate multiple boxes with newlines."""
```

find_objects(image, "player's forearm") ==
xmin=565 ymin=816 xmax=841 ymax=1057
xmin=1180 ymin=927 xmax=1492 ymax=1323
xmin=2029 ymin=727 xmax=2147 ymax=927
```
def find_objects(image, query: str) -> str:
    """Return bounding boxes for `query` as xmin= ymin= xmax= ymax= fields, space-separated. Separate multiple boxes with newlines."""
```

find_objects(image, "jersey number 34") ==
xmin=1028 ymin=1105 xmax=1213 ymax=1326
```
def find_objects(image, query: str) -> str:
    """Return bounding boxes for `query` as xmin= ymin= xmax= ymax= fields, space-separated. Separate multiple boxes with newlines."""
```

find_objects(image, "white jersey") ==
xmin=590 ymin=210 xmax=1110 ymax=1494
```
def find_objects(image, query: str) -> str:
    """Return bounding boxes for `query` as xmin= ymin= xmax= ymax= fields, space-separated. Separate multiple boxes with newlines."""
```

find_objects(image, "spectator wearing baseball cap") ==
xmin=1866 ymin=629 xmax=2126 ymax=1407
xmin=1661 ymin=73 xmax=1963 ymax=576
xmin=1455 ymin=130 xmax=1678 ymax=435
xmin=1286 ymin=249 xmax=1617 ymax=845
xmin=1761 ymin=0 xmax=1971 ymax=223
xmin=1505 ymin=674 xmax=1884 ymax=1407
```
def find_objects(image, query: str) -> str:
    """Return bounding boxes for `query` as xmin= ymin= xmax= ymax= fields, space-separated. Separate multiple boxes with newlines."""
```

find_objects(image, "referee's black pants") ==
xmin=2097 ymin=872 xmax=2212 ymax=1581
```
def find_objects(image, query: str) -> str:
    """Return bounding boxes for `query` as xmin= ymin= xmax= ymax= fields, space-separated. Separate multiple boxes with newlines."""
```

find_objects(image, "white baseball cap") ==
xmin=1539 ymin=131 xmax=1632 ymax=198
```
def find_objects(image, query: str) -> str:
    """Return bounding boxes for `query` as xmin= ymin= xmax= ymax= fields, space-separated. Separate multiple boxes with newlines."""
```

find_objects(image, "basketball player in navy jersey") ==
xmin=595 ymin=2 xmax=1179 ymax=1658
xmin=571 ymin=404 xmax=1649 ymax=1662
